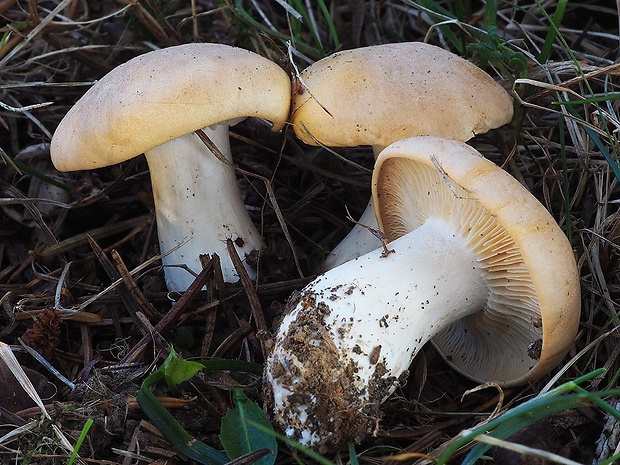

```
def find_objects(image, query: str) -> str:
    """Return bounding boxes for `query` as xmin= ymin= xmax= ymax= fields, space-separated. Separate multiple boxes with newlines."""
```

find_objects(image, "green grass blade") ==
xmin=67 ymin=418 xmax=93 ymax=465
xmin=287 ymin=0 xmax=326 ymax=56
xmin=232 ymin=0 xmax=321 ymax=58
xmin=315 ymin=0 xmax=339 ymax=49
xmin=571 ymin=385 xmax=620 ymax=422
xmin=600 ymin=452 xmax=620 ymax=465
xmin=482 ymin=0 xmax=498 ymax=29
xmin=552 ymin=93 xmax=620 ymax=106
xmin=565 ymin=107 xmax=620 ymax=183
xmin=1 ymin=148 xmax=70 ymax=190
xmin=137 ymin=352 xmax=267 ymax=464
xmin=411 ymin=0 xmax=464 ymax=54
xmin=458 ymin=394 xmax=593 ymax=464
xmin=137 ymin=371 xmax=229 ymax=465
xmin=435 ymin=370 xmax=609 ymax=464
xmin=537 ymin=0 xmax=568 ymax=64
xmin=198 ymin=359 xmax=264 ymax=375
xmin=246 ymin=419 xmax=337 ymax=465
xmin=460 ymin=388 xmax=620 ymax=464
xmin=348 ymin=442 xmax=360 ymax=465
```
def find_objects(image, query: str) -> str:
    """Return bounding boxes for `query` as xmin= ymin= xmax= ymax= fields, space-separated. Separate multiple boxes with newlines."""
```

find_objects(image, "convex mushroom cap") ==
xmin=264 ymin=136 xmax=580 ymax=452
xmin=292 ymin=42 xmax=513 ymax=146
xmin=291 ymin=42 xmax=514 ymax=269
xmin=51 ymin=43 xmax=291 ymax=291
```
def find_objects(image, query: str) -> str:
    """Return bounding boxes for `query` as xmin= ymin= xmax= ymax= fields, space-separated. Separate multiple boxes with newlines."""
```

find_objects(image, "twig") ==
xmin=37 ymin=215 xmax=151 ymax=258
xmin=87 ymin=235 xmax=141 ymax=327
xmin=226 ymin=239 xmax=270 ymax=356
xmin=344 ymin=207 xmax=394 ymax=257
xmin=120 ymin=259 xmax=214 ymax=364
xmin=212 ymin=320 xmax=255 ymax=358
xmin=111 ymin=249 xmax=161 ymax=321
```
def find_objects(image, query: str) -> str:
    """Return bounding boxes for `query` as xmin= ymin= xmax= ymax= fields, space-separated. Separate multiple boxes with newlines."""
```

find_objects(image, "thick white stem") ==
xmin=322 ymin=200 xmax=380 ymax=270
xmin=322 ymin=145 xmax=385 ymax=270
xmin=265 ymin=218 xmax=488 ymax=450
xmin=145 ymin=125 xmax=263 ymax=291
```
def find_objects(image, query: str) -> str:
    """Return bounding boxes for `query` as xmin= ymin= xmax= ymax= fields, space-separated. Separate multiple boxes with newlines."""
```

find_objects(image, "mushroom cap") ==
xmin=51 ymin=43 xmax=291 ymax=171
xmin=291 ymin=42 xmax=513 ymax=148
xmin=371 ymin=136 xmax=580 ymax=385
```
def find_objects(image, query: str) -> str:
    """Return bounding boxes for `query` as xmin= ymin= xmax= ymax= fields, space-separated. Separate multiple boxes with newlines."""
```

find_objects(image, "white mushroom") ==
xmin=51 ymin=43 xmax=291 ymax=291
xmin=291 ymin=42 xmax=514 ymax=270
xmin=264 ymin=136 xmax=580 ymax=452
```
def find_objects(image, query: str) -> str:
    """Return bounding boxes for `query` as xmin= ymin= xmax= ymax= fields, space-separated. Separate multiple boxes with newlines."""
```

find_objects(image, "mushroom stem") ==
xmin=322 ymin=145 xmax=385 ymax=271
xmin=145 ymin=123 xmax=262 ymax=291
xmin=322 ymin=198 xmax=380 ymax=270
xmin=265 ymin=217 xmax=488 ymax=451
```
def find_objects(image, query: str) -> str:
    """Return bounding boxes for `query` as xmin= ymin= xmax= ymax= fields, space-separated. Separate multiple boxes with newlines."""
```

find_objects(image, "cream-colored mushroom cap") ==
xmin=372 ymin=136 xmax=580 ymax=385
xmin=51 ymin=43 xmax=291 ymax=171
xmin=292 ymin=42 xmax=513 ymax=148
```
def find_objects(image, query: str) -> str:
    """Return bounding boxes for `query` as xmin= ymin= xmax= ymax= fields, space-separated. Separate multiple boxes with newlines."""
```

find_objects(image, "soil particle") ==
xmin=265 ymin=289 xmax=398 ymax=452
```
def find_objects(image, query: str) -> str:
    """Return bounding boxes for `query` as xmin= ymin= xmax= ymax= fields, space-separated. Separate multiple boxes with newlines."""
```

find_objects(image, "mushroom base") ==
xmin=264 ymin=292 xmax=398 ymax=452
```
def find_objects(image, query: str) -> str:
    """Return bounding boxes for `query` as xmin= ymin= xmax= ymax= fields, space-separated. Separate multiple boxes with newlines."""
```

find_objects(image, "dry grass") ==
xmin=1 ymin=0 xmax=620 ymax=464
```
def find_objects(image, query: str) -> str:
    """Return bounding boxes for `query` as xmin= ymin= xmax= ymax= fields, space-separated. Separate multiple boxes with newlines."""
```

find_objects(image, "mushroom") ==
xmin=291 ymin=42 xmax=514 ymax=270
xmin=51 ymin=43 xmax=291 ymax=291
xmin=264 ymin=136 xmax=580 ymax=452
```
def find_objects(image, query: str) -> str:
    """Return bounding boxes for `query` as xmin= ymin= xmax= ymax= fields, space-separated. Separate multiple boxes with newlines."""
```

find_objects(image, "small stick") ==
xmin=345 ymin=207 xmax=395 ymax=258
xmin=212 ymin=320 xmax=254 ymax=358
xmin=199 ymin=254 xmax=218 ymax=357
xmin=226 ymin=239 xmax=270 ymax=356
xmin=87 ymin=235 xmax=127 ymax=337
xmin=111 ymin=249 xmax=161 ymax=321
xmin=120 ymin=260 xmax=214 ymax=364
